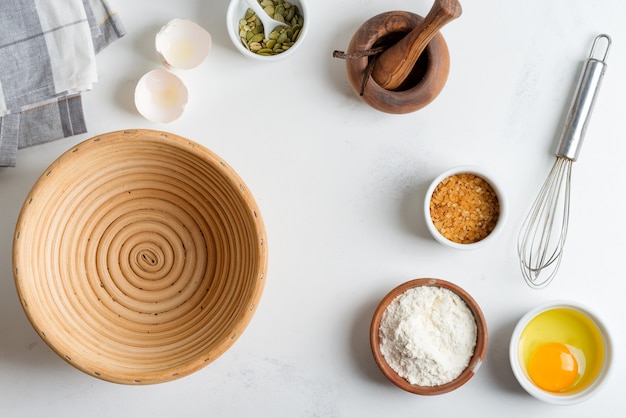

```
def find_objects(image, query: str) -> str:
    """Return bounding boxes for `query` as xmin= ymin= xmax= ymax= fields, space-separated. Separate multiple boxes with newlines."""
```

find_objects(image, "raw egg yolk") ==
xmin=527 ymin=343 xmax=578 ymax=392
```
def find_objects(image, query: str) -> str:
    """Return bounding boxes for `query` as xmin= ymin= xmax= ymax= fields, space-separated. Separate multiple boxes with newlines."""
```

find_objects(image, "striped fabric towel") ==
xmin=0 ymin=0 xmax=125 ymax=167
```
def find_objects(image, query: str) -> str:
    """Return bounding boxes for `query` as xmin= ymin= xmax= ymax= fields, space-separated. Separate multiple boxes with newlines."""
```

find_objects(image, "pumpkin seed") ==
xmin=237 ymin=0 xmax=304 ymax=56
xmin=269 ymin=30 xmax=280 ymax=40
xmin=276 ymin=32 xmax=288 ymax=44
xmin=250 ymin=33 xmax=265 ymax=43
xmin=249 ymin=42 xmax=262 ymax=51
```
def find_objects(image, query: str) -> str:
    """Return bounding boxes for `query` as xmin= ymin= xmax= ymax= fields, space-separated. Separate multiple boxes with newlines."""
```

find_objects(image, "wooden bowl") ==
xmin=370 ymin=278 xmax=488 ymax=395
xmin=345 ymin=11 xmax=450 ymax=114
xmin=12 ymin=130 xmax=268 ymax=384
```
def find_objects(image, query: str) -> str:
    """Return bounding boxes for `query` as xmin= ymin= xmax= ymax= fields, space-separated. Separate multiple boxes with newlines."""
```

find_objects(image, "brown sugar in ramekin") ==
xmin=429 ymin=173 xmax=500 ymax=244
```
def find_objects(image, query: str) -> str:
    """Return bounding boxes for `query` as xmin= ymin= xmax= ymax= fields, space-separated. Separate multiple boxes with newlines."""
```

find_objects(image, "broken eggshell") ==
xmin=156 ymin=19 xmax=212 ymax=70
xmin=134 ymin=69 xmax=188 ymax=123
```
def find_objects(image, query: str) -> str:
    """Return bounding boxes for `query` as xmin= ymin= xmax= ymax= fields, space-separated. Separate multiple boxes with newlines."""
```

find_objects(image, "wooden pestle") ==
xmin=371 ymin=0 xmax=462 ymax=91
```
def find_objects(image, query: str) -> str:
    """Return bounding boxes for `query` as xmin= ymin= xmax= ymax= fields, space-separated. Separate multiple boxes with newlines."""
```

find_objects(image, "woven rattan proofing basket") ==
xmin=13 ymin=129 xmax=267 ymax=384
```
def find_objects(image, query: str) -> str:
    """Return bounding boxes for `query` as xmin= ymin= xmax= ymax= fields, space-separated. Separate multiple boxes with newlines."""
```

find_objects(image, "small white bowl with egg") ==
xmin=509 ymin=300 xmax=613 ymax=405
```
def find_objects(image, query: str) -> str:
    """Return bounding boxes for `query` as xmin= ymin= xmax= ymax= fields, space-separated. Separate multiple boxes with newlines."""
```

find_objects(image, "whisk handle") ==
xmin=556 ymin=34 xmax=611 ymax=161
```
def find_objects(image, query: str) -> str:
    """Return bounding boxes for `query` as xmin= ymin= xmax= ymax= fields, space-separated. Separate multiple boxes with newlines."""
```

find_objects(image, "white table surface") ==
xmin=2 ymin=1 xmax=625 ymax=417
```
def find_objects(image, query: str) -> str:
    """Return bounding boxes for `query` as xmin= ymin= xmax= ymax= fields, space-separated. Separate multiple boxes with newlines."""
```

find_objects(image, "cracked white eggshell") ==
xmin=156 ymin=19 xmax=212 ymax=70
xmin=134 ymin=69 xmax=188 ymax=123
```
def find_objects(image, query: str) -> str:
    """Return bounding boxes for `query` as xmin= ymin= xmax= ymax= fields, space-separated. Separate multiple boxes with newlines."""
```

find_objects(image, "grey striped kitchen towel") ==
xmin=0 ymin=0 xmax=125 ymax=167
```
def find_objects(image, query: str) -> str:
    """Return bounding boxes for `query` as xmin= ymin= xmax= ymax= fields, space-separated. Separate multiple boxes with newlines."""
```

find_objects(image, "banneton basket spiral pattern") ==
xmin=13 ymin=130 xmax=267 ymax=384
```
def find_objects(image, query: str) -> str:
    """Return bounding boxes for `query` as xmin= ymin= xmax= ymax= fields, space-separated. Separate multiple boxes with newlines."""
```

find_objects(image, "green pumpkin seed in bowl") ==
xmin=227 ymin=0 xmax=308 ymax=61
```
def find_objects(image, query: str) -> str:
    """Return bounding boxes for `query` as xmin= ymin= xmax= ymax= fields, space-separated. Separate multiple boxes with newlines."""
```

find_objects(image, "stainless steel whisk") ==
xmin=518 ymin=34 xmax=611 ymax=289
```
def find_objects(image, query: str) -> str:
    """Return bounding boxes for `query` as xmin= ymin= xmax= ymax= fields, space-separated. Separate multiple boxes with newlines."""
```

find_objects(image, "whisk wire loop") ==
xmin=518 ymin=157 xmax=572 ymax=289
xmin=589 ymin=34 xmax=611 ymax=63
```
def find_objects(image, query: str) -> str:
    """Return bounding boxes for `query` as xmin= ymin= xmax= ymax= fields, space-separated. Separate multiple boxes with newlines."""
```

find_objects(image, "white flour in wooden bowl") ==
xmin=379 ymin=285 xmax=477 ymax=386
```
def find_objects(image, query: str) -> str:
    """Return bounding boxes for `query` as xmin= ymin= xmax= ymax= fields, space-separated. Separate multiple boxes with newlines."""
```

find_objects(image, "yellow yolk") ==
xmin=527 ymin=343 xmax=578 ymax=392
xmin=519 ymin=307 xmax=606 ymax=394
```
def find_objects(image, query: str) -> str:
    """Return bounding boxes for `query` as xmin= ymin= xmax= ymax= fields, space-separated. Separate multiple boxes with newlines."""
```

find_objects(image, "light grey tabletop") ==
xmin=1 ymin=1 xmax=624 ymax=417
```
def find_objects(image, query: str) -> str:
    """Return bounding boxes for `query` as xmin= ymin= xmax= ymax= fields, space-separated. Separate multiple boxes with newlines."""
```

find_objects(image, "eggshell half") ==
xmin=156 ymin=19 xmax=212 ymax=70
xmin=134 ymin=69 xmax=188 ymax=123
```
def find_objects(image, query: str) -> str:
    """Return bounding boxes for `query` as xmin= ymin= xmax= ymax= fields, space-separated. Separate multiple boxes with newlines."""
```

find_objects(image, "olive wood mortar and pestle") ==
xmin=334 ymin=0 xmax=462 ymax=114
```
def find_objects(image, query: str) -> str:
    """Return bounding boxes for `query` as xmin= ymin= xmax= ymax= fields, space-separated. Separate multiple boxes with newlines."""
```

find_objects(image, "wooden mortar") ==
xmin=345 ymin=11 xmax=451 ymax=114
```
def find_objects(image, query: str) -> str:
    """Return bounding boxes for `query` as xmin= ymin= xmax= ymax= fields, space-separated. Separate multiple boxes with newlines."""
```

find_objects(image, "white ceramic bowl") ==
xmin=226 ymin=0 xmax=308 ymax=61
xmin=424 ymin=165 xmax=507 ymax=250
xmin=509 ymin=301 xmax=613 ymax=405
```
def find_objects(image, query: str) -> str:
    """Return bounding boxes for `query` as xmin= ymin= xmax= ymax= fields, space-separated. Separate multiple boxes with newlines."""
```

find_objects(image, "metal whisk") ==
xmin=518 ymin=34 xmax=611 ymax=289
